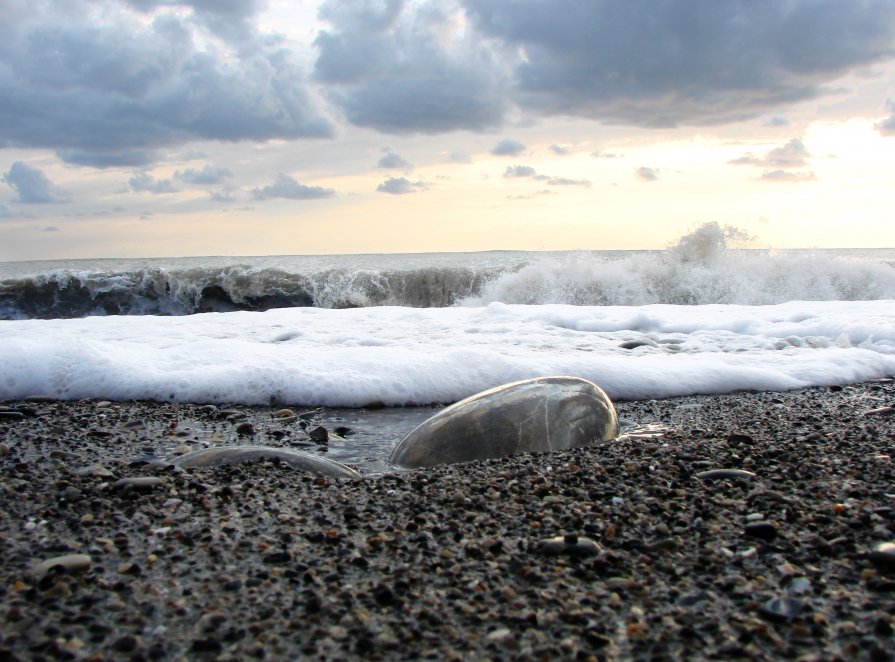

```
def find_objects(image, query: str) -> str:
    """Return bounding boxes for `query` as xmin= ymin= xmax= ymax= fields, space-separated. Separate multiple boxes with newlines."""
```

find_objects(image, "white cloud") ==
xmin=252 ymin=173 xmax=335 ymax=200
xmin=376 ymin=177 xmax=420 ymax=195
xmin=377 ymin=151 xmax=412 ymax=171
xmin=760 ymin=170 xmax=816 ymax=183
xmin=491 ymin=139 xmax=526 ymax=156
xmin=2 ymin=161 xmax=71 ymax=203
xmin=635 ymin=167 xmax=659 ymax=182
xmin=0 ymin=0 xmax=332 ymax=167
xmin=175 ymin=165 xmax=231 ymax=185
xmin=129 ymin=171 xmax=179 ymax=194
xmin=504 ymin=165 xmax=589 ymax=187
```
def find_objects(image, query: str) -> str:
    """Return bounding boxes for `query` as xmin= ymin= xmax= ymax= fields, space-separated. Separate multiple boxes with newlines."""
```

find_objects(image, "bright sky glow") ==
xmin=1 ymin=0 xmax=894 ymax=260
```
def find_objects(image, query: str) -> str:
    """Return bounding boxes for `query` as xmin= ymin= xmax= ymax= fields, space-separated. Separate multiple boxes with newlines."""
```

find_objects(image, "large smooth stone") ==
xmin=389 ymin=376 xmax=618 ymax=468
xmin=172 ymin=446 xmax=362 ymax=479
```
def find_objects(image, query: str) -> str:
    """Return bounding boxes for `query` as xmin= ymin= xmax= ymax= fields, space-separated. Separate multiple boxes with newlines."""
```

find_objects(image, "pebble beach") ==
xmin=2 ymin=380 xmax=894 ymax=660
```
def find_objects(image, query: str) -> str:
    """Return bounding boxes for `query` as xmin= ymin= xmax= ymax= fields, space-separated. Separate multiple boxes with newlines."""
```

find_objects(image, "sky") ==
xmin=1 ymin=0 xmax=895 ymax=261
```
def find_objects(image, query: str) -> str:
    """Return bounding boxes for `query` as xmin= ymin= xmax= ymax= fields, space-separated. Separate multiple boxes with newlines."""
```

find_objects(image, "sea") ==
xmin=1 ymin=223 xmax=894 ymax=470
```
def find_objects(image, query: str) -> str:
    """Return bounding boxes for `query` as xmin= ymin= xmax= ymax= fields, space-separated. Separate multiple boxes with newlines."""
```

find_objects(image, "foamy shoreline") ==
xmin=2 ymin=381 xmax=894 ymax=659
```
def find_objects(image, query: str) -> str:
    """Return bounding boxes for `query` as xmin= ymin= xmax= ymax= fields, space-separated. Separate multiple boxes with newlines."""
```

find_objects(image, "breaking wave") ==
xmin=463 ymin=224 xmax=895 ymax=306
xmin=1 ymin=224 xmax=893 ymax=320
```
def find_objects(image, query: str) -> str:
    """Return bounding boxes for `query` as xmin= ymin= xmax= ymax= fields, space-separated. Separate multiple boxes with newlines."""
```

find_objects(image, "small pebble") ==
xmin=113 ymin=477 xmax=164 ymax=493
xmin=744 ymin=521 xmax=778 ymax=541
xmin=696 ymin=469 xmax=756 ymax=481
xmin=309 ymin=426 xmax=329 ymax=443
xmin=536 ymin=534 xmax=601 ymax=557
xmin=235 ymin=422 xmax=255 ymax=435
xmin=759 ymin=596 xmax=802 ymax=622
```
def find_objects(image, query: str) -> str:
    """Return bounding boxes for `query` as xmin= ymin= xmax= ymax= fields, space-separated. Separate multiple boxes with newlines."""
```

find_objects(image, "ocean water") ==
xmin=0 ymin=225 xmax=893 ymax=409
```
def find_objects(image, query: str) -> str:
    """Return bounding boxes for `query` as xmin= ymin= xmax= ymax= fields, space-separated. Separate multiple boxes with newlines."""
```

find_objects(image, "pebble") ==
xmin=0 ymin=411 xmax=25 ymax=420
xmin=273 ymin=408 xmax=295 ymax=418
xmin=536 ymin=534 xmax=601 ymax=557
xmin=696 ymin=469 xmax=756 ymax=481
xmin=31 ymin=553 xmax=92 ymax=578
xmin=309 ymin=426 xmax=329 ymax=443
xmin=868 ymin=542 xmax=895 ymax=570
xmin=235 ymin=422 xmax=255 ymax=435
xmin=759 ymin=596 xmax=802 ymax=622
xmin=113 ymin=477 xmax=165 ymax=493
xmin=75 ymin=464 xmax=115 ymax=478
xmin=744 ymin=521 xmax=778 ymax=541
xmin=863 ymin=406 xmax=895 ymax=417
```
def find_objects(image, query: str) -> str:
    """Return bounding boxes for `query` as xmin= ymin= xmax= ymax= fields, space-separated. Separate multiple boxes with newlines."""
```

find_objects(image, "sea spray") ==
xmin=1 ymin=224 xmax=893 ymax=320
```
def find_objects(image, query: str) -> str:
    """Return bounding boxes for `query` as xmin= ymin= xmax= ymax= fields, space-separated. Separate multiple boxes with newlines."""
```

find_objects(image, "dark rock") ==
xmin=235 ymin=422 xmax=255 ymax=435
xmin=744 ymin=521 xmax=778 ymax=541
xmin=112 ymin=635 xmax=138 ymax=653
xmin=113 ymin=477 xmax=164 ymax=493
xmin=309 ymin=426 xmax=329 ymax=443
xmin=869 ymin=542 xmax=895 ymax=571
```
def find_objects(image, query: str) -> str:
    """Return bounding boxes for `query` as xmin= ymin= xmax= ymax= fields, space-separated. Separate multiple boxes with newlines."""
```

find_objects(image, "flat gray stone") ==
xmin=389 ymin=376 xmax=619 ymax=469
xmin=32 ymin=553 xmax=92 ymax=578
xmin=171 ymin=446 xmax=362 ymax=479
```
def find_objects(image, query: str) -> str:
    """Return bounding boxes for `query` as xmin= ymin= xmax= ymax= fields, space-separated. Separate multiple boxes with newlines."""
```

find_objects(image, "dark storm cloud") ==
xmin=2 ymin=162 xmax=70 ymax=203
xmin=314 ymin=0 xmax=508 ymax=134
xmin=491 ymin=139 xmax=526 ymax=156
xmin=0 ymin=0 xmax=332 ymax=168
xmin=463 ymin=0 xmax=895 ymax=127
xmin=123 ymin=0 xmax=266 ymax=43
xmin=315 ymin=0 xmax=895 ymax=133
xmin=252 ymin=174 xmax=335 ymax=200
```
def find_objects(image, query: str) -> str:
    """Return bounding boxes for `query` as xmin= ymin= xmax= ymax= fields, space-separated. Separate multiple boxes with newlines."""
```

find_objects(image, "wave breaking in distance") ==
xmin=465 ymin=224 xmax=895 ymax=306
xmin=1 ymin=224 xmax=893 ymax=320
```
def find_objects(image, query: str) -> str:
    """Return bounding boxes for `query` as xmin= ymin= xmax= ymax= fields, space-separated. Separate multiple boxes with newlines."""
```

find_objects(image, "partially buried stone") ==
xmin=389 ymin=376 xmax=619 ymax=468
xmin=744 ymin=521 xmax=778 ymax=541
xmin=869 ymin=542 xmax=895 ymax=571
xmin=171 ymin=446 xmax=362 ymax=479
xmin=31 ymin=554 xmax=92 ymax=578
xmin=696 ymin=469 xmax=756 ymax=481
xmin=759 ymin=596 xmax=802 ymax=622
xmin=113 ymin=477 xmax=165 ymax=493
xmin=537 ymin=534 xmax=601 ymax=557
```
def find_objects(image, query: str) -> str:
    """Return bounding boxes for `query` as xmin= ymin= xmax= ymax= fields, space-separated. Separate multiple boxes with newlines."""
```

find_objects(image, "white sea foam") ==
xmin=0 ymin=300 xmax=892 ymax=406
xmin=2 ymin=224 xmax=893 ymax=319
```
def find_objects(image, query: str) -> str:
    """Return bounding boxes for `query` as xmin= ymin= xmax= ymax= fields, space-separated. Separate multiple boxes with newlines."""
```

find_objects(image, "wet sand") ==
xmin=1 ymin=380 xmax=894 ymax=660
